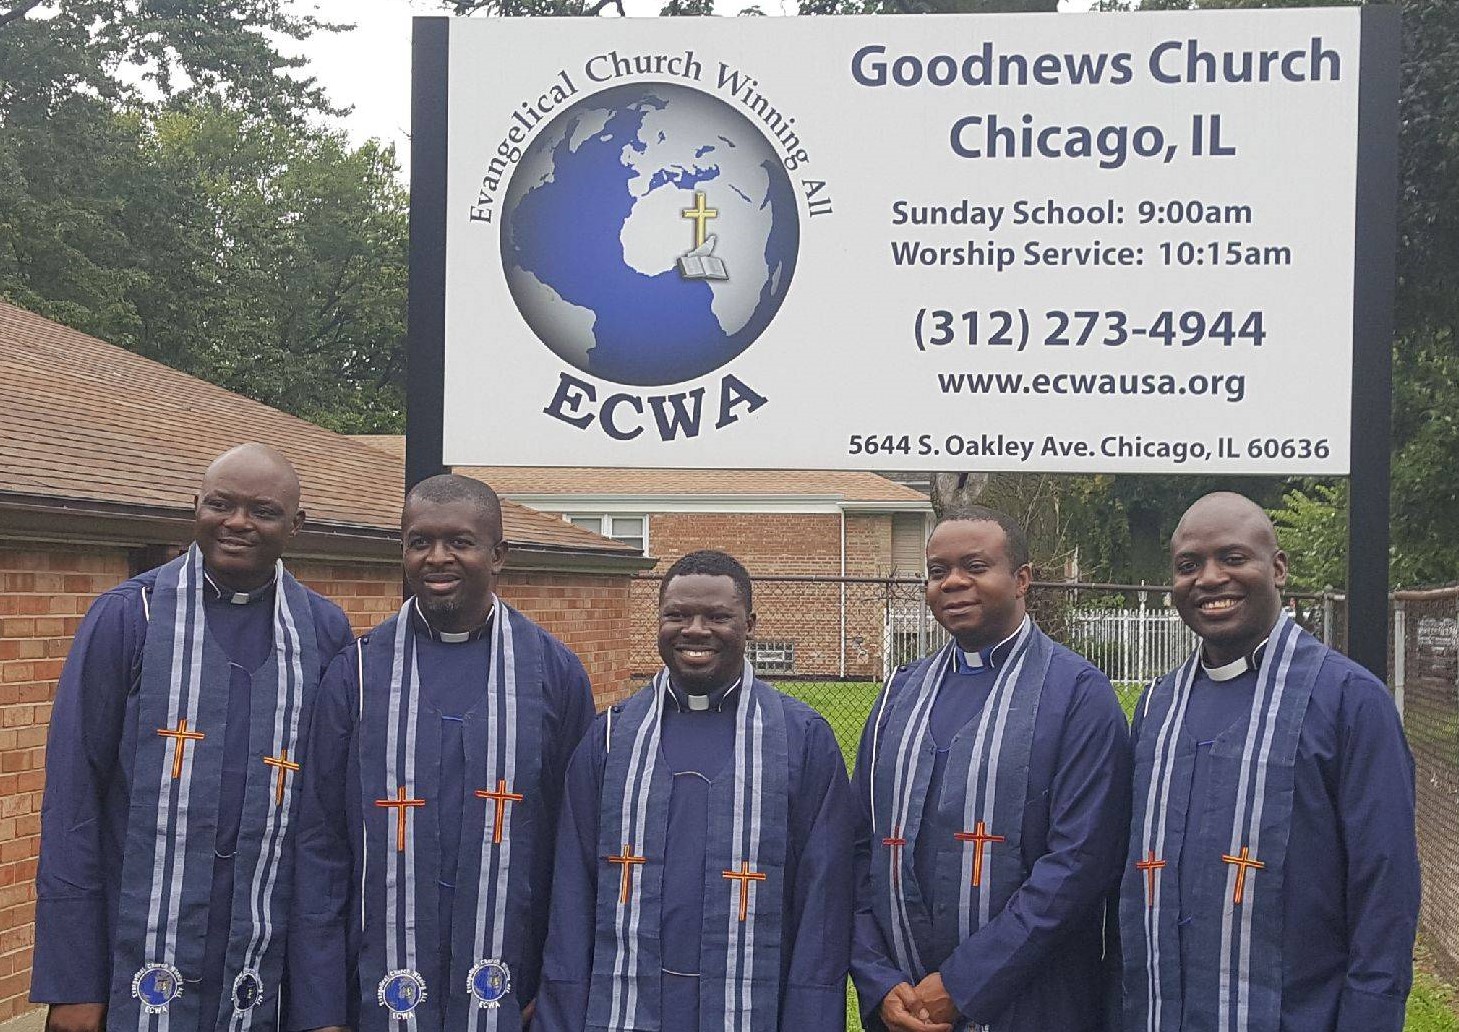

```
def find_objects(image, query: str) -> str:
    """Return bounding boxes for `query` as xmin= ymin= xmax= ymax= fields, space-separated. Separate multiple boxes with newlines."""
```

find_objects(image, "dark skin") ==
xmin=878 ymin=519 xmax=1031 ymax=1032
xmin=657 ymin=573 xmax=757 ymax=694
xmin=192 ymin=442 xmax=306 ymax=593
xmin=401 ymin=495 xmax=507 ymax=634
xmin=47 ymin=445 xmax=304 ymax=1032
xmin=1170 ymin=492 xmax=1288 ymax=667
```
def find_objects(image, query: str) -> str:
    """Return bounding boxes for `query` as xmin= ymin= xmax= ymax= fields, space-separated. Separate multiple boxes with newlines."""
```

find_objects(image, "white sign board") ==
xmin=436 ymin=9 xmax=1371 ymax=473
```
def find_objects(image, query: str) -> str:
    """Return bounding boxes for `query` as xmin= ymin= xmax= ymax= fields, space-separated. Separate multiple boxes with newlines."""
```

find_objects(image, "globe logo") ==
xmin=502 ymin=82 xmax=800 ymax=388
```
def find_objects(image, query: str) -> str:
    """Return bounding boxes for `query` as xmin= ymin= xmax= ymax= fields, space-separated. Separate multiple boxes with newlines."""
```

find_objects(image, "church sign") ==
xmin=413 ymin=7 xmax=1396 ymax=476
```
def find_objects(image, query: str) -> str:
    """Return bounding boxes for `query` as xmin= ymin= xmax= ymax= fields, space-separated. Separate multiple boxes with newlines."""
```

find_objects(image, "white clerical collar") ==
xmin=1202 ymin=635 xmax=1271 ymax=682
xmin=666 ymin=676 xmax=741 ymax=713
xmin=955 ymin=615 xmax=1029 ymax=672
xmin=202 ymin=569 xmax=276 ymax=606
xmin=413 ymin=595 xmax=497 ymax=644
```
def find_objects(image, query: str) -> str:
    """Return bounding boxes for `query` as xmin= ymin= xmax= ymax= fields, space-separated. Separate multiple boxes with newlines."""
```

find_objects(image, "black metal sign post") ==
xmin=1347 ymin=6 xmax=1400 ymax=679
xmin=406 ymin=17 xmax=450 ymax=494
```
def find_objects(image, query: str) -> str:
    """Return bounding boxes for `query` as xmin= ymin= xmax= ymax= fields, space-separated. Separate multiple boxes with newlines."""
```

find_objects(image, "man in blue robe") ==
xmin=851 ymin=508 xmax=1132 ymax=1032
xmin=288 ymin=474 xmax=594 ymax=1032
xmin=536 ymin=549 xmax=854 ymax=1032
xmin=1122 ymin=492 xmax=1419 ymax=1032
xmin=33 ymin=443 xmax=354 ymax=1032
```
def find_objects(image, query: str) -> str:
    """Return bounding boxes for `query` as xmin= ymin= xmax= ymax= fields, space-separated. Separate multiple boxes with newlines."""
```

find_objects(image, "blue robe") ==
xmin=850 ymin=637 xmax=1132 ymax=1031
xmin=286 ymin=606 xmax=594 ymax=1030
xmin=1125 ymin=646 xmax=1419 ymax=1031
xmin=536 ymin=676 xmax=854 ymax=1032
xmin=32 ymin=566 xmax=352 ymax=1021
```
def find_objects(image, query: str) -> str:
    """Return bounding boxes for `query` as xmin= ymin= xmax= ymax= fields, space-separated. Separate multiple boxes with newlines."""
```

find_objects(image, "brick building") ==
xmin=0 ymin=302 xmax=650 ymax=1020
xmin=353 ymin=441 xmax=933 ymax=680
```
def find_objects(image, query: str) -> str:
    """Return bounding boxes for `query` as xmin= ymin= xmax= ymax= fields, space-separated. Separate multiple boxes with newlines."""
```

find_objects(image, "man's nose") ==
xmin=425 ymin=540 xmax=453 ymax=564
xmin=1194 ymin=559 xmax=1226 ymax=586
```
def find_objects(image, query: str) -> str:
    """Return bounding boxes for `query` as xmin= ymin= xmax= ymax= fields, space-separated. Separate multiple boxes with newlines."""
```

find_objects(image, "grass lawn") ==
xmin=775 ymin=678 xmax=1459 ymax=1031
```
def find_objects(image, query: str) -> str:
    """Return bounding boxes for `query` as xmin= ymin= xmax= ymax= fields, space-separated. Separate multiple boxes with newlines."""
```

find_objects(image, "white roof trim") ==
xmin=504 ymin=493 xmax=930 ymax=516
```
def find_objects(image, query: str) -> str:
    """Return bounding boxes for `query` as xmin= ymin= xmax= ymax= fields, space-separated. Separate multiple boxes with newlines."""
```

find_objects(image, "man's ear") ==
xmin=1272 ymin=549 xmax=1288 ymax=589
xmin=1014 ymin=563 xmax=1033 ymax=598
xmin=290 ymin=507 xmax=306 ymax=537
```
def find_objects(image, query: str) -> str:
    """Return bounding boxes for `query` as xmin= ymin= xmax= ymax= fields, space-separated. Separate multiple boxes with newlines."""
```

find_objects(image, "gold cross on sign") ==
xmin=882 ymin=826 xmax=908 ymax=890
xmin=681 ymin=191 xmax=718 ymax=248
xmin=721 ymin=860 xmax=768 ymax=922
xmin=156 ymin=718 xmax=206 ymax=780
xmin=607 ymin=844 xmax=647 ymax=904
xmin=474 ymin=779 xmax=524 ymax=845
xmin=953 ymin=820 xmax=1006 ymax=888
xmin=374 ymin=785 xmax=426 ymax=853
xmin=1135 ymin=849 xmax=1167 ymax=908
xmin=1221 ymin=845 xmax=1265 ymax=905
xmin=262 ymin=749 xmax=300 ymax=805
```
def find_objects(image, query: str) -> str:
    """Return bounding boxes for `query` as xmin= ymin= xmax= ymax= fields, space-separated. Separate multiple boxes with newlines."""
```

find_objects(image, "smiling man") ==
xmin=33 ymin=443 xmax=354 ymax=1032
xmin=1122 ymin=492 xmax=1419 ymax=1032
xmin=850 ymin=508 xmax=1131 ymax=1032
xmin=287 ymin=473 xmax=594 ymax=1032
xmin=535 ymin=549 xmax=854 ymax=1032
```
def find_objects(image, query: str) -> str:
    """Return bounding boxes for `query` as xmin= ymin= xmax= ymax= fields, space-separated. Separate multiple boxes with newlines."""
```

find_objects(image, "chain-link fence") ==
xmin=631 ymin=572 xmax=1456 ymax=977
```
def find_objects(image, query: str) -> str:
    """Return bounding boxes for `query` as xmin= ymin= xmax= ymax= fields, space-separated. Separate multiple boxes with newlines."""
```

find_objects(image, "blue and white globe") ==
xmin=502 ymin=82 xmax=800 ymax=387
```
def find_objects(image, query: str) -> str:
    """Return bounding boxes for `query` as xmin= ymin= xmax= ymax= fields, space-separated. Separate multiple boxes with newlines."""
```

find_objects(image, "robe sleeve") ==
xmin=31 ymin=589 xmax=139 ymax=1003
xmin=285 ymin=646 xmax=359 ymax=1031
xmin=308 ymin=594 xmax=355 ymax=677
xmin=848 ymin=681 xmax=908 ymax=1030
xmin=1333 ymin=669 xmax=1419 ymax=1032
xmin=780 ymin=714 xmax=854 ymax=1032
xmin=938 ymin=667 xmax=1133 ymax=1025
xmin=534 ymin=716 xmax=608 ymax=1032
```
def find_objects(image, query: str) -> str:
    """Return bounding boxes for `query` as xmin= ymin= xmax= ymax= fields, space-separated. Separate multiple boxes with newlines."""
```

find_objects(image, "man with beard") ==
xmin=288 ymin=474 xmax=594 ymax=1032
xmin=851 ymin=508 xmax=1131 ymax=1032
xmin=535 ymin=549 xmax=854 ymax=1032
xmin=33 ymin=443 xmax=353 ymax=1032
xmin=1121 ymin=492 xmax=1418 ymax=1032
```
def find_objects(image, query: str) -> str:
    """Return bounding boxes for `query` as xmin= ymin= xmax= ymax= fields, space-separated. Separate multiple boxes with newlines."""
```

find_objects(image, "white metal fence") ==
xmin=1067 ymin=605 xmax=1198 ymax=684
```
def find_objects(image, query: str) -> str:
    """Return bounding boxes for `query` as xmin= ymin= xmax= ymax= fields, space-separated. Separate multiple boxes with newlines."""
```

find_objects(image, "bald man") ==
xmin=33 ymin=444 xmax=354 ymax=1031
xmin=287 ymin=474 xmax=594 ymax=1032
xmin=1121 ymin=492 xmax=1419 ymax=1032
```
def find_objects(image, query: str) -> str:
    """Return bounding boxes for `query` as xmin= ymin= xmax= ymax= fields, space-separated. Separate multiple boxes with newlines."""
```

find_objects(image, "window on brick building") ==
xmin=566 ymin=514 xmax=647 ymax=554
xmin=891 ymin=513 xmax=927 ymax=576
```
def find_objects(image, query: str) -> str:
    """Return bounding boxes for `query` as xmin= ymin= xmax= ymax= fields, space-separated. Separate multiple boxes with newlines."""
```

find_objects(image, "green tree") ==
xmin=0 ymin=2 xmax=411 ymax=431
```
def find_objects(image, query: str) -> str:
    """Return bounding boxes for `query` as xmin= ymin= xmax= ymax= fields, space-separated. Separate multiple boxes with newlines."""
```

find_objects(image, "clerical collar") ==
xmin=665 ymin=675 xmax=742 ymax=713
xmin=202 ymin=569 xmax=275 ymax=606
xmin=1202 ymin=639 xmax=1269 ymax=682
xmin=411 ymin=595 xmax=497 ymax=643
xmin=952 ymin=616 xmax=1028 ymax=675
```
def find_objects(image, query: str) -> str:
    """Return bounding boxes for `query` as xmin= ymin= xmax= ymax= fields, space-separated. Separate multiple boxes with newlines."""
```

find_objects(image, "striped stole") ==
xmin=1122 ymin=612 xmax=1324 ymax=1032
xmin=356 ymin=598 xmax=544 ymax=1032
xmin=111 ymin=545 xmax=318 ymax=1031
xmin=587 ymin=663 xmax=789 ymax=1032
xmin=868 ymin=619 xmax=1052 ymax=983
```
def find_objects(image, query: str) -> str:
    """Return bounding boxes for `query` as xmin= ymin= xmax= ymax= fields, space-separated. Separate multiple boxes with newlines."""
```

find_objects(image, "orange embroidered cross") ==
xmin=262 ymin=749 xmax=300 ymax=805
xmin=607 ymin=844 xmax=647 ymax=904
xmin=374 ymin=786 xmax=426 ymax=853
xmin=953 ymin=820 xmax=1005 ymax=888
xmin=157 ymin=718 xmax=206 ymax=779
xmin=1135 ymin=850 xmax=1166 ymax=908
xmin=722 ymin=860 xmax=768 ymax=922
xmin=474 ymin=779 xmax=524 ymax=845
xmin=882 ymin=826 xmax=908 ymax=889
xmin=1221 ymin=846 xmax=1264 ymax=905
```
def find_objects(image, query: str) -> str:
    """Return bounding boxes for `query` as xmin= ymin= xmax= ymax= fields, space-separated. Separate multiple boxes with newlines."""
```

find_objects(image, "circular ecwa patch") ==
xmin=377 ymin=970 xmax=428 ymax=1018
xmin=467 ymin=958 xmax=512 ymax=1009
xmin=231 ymin=969 xmax=264 ymax=1010
xmin=131 ymin=963 xmax=184 ymax=1014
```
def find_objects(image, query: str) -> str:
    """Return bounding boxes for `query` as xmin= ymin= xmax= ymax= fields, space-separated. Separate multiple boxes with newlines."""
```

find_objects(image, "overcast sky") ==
xmin=288 ymin=0 xmax=1099 ymax=167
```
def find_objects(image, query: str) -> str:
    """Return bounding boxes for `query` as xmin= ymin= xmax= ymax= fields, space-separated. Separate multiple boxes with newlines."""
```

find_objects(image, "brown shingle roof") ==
xmin=0 ymin=303 xmax=635 ymax=555
xmin=349 ymin=436 xmax=929 ymax=505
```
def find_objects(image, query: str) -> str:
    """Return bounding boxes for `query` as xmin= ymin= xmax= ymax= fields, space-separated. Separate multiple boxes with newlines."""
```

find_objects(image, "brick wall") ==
xmin=0 ymin=544 xmax=129 ymax=1020
xmin=0 ymin=542 xmax=636 ymax=1020
xmin=627 ymin=512 xmax=897 ymax=679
